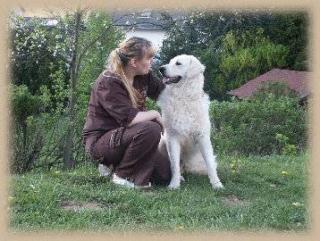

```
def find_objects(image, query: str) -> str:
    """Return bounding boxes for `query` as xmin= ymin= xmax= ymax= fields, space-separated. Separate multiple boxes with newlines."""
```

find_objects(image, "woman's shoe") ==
xmin=135 ymin=182 xmax=152 ymax=190
xmin=111 ymin=173 xmax=152 ymax=189
xmin=98 ymin=164 xmax=112 ymax=177
xmin=111 ymin=173 xmax=135 ymax=188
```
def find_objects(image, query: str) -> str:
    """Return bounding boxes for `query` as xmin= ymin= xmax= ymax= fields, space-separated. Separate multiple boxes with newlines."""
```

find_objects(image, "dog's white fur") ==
xmin=157 ymin=54 xmax=223 ymax=190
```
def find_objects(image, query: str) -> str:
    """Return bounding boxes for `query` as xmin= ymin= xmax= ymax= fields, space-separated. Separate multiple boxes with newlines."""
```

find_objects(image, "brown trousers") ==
xmin=91 ymin=121 xmax=171 ymax=186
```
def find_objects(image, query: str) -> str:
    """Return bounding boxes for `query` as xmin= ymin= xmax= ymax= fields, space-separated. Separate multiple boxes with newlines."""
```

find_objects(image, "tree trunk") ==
xmin=63 ymin=10 xmax=82 ymax=169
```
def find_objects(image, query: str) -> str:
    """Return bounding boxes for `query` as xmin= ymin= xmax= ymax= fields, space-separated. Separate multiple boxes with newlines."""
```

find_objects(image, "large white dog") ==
xmin=157 ymin=54 xmax=224 ymax=190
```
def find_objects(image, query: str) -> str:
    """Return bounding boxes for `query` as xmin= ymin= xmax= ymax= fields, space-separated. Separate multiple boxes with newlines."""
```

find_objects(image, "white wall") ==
xmin=125 ymin=30 xmax=167 ymax=51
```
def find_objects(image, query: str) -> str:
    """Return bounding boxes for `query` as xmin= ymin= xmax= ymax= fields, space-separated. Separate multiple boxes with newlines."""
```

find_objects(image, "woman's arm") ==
xmin=128 ymin=110 xmax=164 ymax=132
xmin=128 ymin=110 xmax=159 ymax=126
xmin=97 ymin=78 xmax=140 ymax=127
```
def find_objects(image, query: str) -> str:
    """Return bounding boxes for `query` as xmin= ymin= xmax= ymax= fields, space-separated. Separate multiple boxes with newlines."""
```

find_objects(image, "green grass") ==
xmin=9 ymin=153 xmax=309 ymax=232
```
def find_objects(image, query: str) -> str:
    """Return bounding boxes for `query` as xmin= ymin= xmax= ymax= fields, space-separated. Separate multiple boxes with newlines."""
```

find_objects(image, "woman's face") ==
xmin=132 ymin=53 xmax=154 ymax=76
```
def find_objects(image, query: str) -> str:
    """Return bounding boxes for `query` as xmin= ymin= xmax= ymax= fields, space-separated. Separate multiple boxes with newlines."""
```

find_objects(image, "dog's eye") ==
xmin=176 ymin=62 xmax=182 ymax=66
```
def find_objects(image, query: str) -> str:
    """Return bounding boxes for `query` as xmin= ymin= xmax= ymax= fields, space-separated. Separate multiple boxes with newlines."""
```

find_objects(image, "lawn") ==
xmin=9 ymin=153 xmax=309 ymax=232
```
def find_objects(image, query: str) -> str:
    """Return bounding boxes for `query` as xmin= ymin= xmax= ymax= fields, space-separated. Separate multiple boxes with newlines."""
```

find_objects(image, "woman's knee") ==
xmin=135 ymin=120 xmax=162 ymax=142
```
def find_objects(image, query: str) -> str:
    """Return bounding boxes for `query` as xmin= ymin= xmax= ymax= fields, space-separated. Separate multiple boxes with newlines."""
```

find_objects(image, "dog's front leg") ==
xmin=197 ymin=134 xmax=224 ymax=189
xmin=166 ymin=137 xmax=181 ymax=189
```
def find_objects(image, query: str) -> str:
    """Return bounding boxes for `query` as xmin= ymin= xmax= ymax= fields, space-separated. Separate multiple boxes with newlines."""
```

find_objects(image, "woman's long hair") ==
xmin=105 ymin=37 xmax=156 ymax=108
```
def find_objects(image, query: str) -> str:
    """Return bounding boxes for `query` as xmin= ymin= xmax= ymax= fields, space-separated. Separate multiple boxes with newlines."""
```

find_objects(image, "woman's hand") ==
xmin=128 ymin=110 xmax=164 ymax=134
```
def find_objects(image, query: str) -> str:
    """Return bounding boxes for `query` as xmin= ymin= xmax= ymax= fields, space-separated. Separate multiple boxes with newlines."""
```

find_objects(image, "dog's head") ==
xmin=159 ymin=54 xmax=206 ymax=85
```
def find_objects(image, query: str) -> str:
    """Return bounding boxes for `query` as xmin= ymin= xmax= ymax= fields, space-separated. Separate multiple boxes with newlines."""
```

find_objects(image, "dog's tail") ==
xmin=183 ymin=151 xmax=208 ymax=175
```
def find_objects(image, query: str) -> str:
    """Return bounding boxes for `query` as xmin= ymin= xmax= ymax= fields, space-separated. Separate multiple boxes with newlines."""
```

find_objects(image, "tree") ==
xmin=207 ymin=28 xmax=289 ymax=99
xmin=10 ymin=15 xmax=69 ymax=96
xmin=263 ymin=12 xmax=308 ymax=70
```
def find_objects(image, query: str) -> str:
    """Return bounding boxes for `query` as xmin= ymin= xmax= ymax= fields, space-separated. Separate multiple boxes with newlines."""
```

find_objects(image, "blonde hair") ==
xmin=104 ymin=37 xmax=156 ymax=108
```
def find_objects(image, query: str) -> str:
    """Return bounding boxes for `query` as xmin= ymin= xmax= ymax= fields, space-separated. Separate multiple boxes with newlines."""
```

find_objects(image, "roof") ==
xmin=227 ymin=68 xmax=310 ymax=99
xmin=13 ymin=8 xmax=187 ymax=31
xmin=111 ymin=9 xmax=186 ymax=31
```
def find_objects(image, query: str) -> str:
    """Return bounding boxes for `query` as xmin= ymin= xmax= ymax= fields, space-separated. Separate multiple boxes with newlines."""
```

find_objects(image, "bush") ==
xmin=254 ymin=81 xmax=298 ymax=99
xmin=10 ymin=115 xmax=44 ymax=173
xmin=210 ymin=95 xmax=307 ymax=155
xmin=9 ymin=84 xmax=47 ymax=173
xmin=275 ymin=133 xmax=298 ymax=156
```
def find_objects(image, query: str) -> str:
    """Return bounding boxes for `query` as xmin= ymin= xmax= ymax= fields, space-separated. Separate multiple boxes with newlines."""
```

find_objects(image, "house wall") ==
xmin=125 ymin=30 xmax=167 ymax=51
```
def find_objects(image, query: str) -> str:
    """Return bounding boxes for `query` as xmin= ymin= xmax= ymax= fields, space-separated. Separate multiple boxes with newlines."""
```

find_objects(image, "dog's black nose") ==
xmin=159 ymin=66 xmax=165 ymax=74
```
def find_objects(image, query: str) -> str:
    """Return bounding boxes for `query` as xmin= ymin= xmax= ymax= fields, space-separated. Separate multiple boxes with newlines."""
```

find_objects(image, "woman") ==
xmin=82 ymin=37 xmax=171 ymax=189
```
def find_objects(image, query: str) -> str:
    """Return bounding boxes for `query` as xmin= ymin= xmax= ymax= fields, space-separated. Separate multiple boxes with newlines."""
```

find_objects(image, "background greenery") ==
xmin=159 ymin=11 xmax=308 ymax=100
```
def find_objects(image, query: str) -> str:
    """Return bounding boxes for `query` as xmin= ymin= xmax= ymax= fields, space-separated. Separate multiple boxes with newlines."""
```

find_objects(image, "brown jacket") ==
xmin=82 ymin=69 xmax=165 ymax=155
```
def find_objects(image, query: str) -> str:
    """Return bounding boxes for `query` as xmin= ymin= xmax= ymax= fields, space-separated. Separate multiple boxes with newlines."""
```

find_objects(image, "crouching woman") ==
xmin=82 ymin=37 xmax=171 ymax=189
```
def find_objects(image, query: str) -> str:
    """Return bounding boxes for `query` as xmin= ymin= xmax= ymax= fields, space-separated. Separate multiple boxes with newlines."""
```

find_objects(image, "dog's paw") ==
xmin=212 ymin=181 xmax=224 ymax=190
xmin=168 ymin=180 xmax=180 ymax=190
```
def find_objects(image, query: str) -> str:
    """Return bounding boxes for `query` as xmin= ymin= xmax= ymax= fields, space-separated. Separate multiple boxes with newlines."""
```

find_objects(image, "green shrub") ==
xmin=254 ymin=81 xmax=298 ymax=99
xmin=9 ymin=84 xmax=47 ymax=173
xmin=275 ymin=133 xmax=298 ymax=156
xmin=145 ymin=97 xmax=161 ymax=112
xmin=210 ymin=95 xmax=307 ymax=155
xmin=10 ymin=115 xmax=44 ymax=173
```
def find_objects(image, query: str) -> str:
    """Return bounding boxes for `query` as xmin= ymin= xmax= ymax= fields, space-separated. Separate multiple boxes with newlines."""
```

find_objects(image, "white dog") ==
xmin=157 ymin=54 xmax=224 ymax=190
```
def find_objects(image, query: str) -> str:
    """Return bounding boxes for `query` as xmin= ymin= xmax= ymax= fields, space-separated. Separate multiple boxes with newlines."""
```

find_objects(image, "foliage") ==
xmin=145 ymin=98 xmax=160 ymax=112
xmin=201 ymin=28 xmax=289 ymax=99
xmin=159 ymin=10 xmax=308 ymax=100
xmin=10 ymin=15 xmax=69 ymax=95
xmin=210 ymin=95 xmax=307 ymax=155
xmin=275 ymin=133 xmax=298 ymax=156
xmin=9 ymin=84 xmax=47 ymax=173
xmin=263 ymin=12 xmax=309 ymax=70
xmin=9 ymin=10 xmax=124 ymax=173
xmin=253 ymin=81 xmax=298 ymax=99
xmin=10 ymin=84 xmax=45 ymax=123
xmin=10 ymin=116 xmax=45 ymax=174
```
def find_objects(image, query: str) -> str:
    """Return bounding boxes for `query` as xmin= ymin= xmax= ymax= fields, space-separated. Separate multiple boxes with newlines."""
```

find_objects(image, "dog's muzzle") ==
xmin=158 ymin=66 xmax=182 ymax=85
xmin=162 ymin=75 xmax=182 ymax=85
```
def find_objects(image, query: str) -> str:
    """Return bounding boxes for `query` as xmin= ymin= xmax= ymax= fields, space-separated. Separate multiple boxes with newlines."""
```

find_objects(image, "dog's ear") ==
xmin=194 ymin=56 xmax=206 ymax=73
xmin=187 ymin=57 xmax=206 ymax=78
